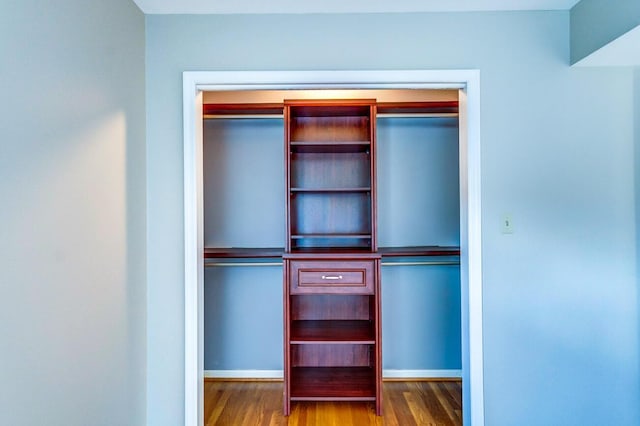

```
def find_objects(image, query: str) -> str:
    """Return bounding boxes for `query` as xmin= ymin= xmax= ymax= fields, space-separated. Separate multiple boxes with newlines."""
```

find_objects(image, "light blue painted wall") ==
xmin=203 ymin=118 xmax=285 ymax=248
xmin=378 ymin=116 xmax=461 ymax=369
xmin=204 ymin=266 xmax=283 ymax=369
xmin=635 ymin=68 xmax=640 ymax=378
xmin=570 ymin=0 xmax=640 ymax=64
xmin=0 ymin=1 xmax=146 ymax=425
xmin=382 ymin=264 xmax=461 ymax=369
xmin=377 ymin=117 xmax=460 ymax=247
xmin=146 ymin=11 xmax=639 ymax=425
xmin=202 ymin=118 xmax=284 ymax=370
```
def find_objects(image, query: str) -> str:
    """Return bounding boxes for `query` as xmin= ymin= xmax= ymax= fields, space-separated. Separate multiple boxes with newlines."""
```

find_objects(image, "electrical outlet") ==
xmin=502 ymin=215 xmax=514 ymax=234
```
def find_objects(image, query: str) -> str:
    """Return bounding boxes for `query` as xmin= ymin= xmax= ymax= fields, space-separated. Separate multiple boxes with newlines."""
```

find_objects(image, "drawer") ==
xmin=290 ymin=260 xmax=375 ymax=294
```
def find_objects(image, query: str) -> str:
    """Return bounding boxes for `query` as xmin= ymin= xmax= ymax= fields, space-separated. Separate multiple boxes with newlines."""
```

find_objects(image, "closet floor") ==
xmin=204 ymin=379 xmax=462 ymax=425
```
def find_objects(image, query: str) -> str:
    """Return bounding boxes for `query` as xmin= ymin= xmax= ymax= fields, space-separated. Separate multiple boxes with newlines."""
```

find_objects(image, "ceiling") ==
xmin=133 ymin=0 xmax=581 ymax=15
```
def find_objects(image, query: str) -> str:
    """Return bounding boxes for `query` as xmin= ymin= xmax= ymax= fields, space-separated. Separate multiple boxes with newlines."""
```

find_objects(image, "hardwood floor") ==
xmin=204 ymin=380 xmax=462 ymax=425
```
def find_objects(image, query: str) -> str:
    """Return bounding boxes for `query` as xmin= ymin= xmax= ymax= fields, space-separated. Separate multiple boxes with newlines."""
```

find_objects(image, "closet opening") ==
xmin=183 ymin=70 xmax=483 ymax=426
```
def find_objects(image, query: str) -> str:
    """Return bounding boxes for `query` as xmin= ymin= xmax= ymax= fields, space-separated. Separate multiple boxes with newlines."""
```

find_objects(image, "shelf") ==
xmin=377 ymin=101 xmax=458 ymax=115
xmin=203 ymin=102 xmax=284 ymax=117
xmin=288 ymin=101 xmax=374 ymax=118
xmin=284 ymin=248 xmax=379 ymax=257
xmin=203 ymin=246 xmax=458 ymax=258
xmin=203 ymin=247 xmax=284 ymax=259
xmin=291 ymin=234 xmax=372 ymax=239
xmin=291 ymin=140 xmax=369 ymax=146
xmin=290 ymin=367 xmax=376 ymax=400
xmin=290 ymin=141 xmax=371 ymax=154
xmin=290 ymin=320 xmax=375 ymax=344
xmin=291 ymin=187 xmax=371 ymax=193
xmin=378 ymin=246 xmax=460 ymax=257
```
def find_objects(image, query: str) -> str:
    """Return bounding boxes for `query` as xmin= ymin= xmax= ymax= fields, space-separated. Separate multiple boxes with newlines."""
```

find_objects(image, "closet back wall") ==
xmin=203 ymin=117 xmax=284 ymax=371
xmin=377 ymin=116 xmax=461 ymax=371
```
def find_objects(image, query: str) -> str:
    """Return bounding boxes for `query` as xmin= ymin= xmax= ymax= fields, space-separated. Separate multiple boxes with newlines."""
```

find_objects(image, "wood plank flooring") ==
xmin=204 ymin=380 xmax=462 ymax=425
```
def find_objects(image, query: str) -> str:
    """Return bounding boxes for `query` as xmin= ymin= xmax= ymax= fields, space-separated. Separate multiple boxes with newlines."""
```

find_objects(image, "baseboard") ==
xmin=204 ymin=369 xmax=462 ymax=380
xmin=204 ymin=370 xmax=284 ymax=380
xmin=382 ymin=369 xmax=462 ymax=380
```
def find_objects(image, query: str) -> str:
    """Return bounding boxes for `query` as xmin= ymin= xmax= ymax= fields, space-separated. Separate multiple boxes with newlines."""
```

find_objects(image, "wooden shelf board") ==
xmin=290 ymin=140 xmax=370 ymax=145
xmin=377 ymin=101 xmax=459 ymax=115
xmin=287 ymin=101 xmax=374 ymax=118
xmin=203 ymin=247 xmax=284 ymax=259
xmin=290 ymin=141 xmax=371 ymax=154
xmin=378 ymin=246 xmax=460 ymax=257
xmin=291 ymin=187 xmax=371 ymax=193
xmin=203 ymin=102 xmax=283 ymax=116
xmin=284 ymin=249 xmax=379 ymax=258
xmin=290 ymin=367 xmax=376 ymax=399
xmin=290 ymin=320 xmax=375 ymax=344
xmin=291 ymin=234 xmax=372 ymax=239
xmin=203 ymin=101 xmax=457 ymax=116
xmin=204 ymin=246 xmax=458 ymax=258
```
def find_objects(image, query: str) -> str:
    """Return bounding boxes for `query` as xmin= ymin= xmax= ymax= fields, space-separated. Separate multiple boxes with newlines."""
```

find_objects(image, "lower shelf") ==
xmin=290 ymin=367 xmax=376 ymax=400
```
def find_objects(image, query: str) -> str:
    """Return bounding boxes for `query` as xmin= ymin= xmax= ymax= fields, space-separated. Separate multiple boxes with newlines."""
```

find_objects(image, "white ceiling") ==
xmin=133 ymin=0 xmax=581 ymax=15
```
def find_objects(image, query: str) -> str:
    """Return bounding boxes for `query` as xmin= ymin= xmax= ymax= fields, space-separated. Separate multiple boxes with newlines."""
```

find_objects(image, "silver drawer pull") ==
xmin=321 ymin=275 xmax=343 ymax=280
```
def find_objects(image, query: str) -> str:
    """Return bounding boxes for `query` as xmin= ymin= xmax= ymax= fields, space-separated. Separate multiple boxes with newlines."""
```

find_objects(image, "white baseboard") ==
xmin=204 ymin=370 xmax=283 ymax=379
xmin=383 ymin=369 xmax=462 ymax=379
xmin=204 ymin=369 xmax=462 ymax=380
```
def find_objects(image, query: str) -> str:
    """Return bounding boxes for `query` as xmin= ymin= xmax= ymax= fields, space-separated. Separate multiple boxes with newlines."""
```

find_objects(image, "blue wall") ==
xmin=146 ymin=11 xmax=640 ymax=425
xmin=378 ymin=116 xmax=461 ymax=370
xmin=1 ymin=1 xmax=147 ymax=425
xmin=635 ymin=69 xmax=640 ymax=381
xmin=202 ymin=118 xmax=284 ymax=370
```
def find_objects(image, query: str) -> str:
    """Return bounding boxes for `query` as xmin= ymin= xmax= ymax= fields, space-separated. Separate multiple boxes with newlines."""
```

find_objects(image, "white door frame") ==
xmin=182 ymin=70 xmax=484 ymax=426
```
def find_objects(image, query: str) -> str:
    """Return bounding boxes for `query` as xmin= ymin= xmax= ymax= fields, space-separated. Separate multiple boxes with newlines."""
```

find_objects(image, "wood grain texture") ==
xmin=204 ymin=380 xmax=462 ymax=426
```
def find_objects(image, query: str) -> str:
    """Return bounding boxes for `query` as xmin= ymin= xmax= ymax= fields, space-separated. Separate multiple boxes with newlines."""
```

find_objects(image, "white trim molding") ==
xmin=183 ymin=69 xmax=484 ymax=426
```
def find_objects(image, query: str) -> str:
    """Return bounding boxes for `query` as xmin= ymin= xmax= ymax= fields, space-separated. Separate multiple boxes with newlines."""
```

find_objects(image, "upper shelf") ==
xmin=287 ymin=100 xmax=374 ymax=118
xmin=202 ymin=100 xmax=459 ymax=119
xmin=377 ymin=101 xmax=458 ymax=116
xmin=203 ymin=103 xmax=284 ymax=118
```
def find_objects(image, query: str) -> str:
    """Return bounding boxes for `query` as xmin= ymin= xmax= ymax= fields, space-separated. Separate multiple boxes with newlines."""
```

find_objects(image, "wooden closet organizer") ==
xmin=203 ymin=97 xmax=460 ymax=417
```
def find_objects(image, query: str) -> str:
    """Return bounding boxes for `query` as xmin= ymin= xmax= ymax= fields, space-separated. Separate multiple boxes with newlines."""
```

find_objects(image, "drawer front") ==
xmin=290 ymin=260 xmax=375 ymax=294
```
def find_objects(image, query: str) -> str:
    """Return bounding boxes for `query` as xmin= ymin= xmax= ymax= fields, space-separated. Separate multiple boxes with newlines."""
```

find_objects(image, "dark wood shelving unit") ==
xmin=290 ymin=233 xmax=373 ymax=239
xmin=284 ymin=99 xmax=382 ymax=416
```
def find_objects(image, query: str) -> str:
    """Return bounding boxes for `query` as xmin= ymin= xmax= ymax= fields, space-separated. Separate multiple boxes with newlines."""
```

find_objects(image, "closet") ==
xmin=202 ymin=89 xmax=461 ymax=417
